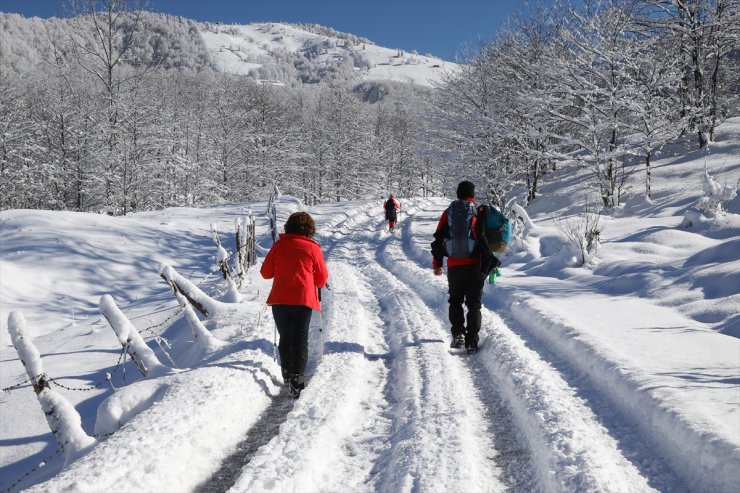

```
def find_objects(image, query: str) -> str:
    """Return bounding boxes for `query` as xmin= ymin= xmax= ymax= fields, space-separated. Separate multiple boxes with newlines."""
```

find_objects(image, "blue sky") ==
xmin=0 ymin=0 xmax=530 ymax=61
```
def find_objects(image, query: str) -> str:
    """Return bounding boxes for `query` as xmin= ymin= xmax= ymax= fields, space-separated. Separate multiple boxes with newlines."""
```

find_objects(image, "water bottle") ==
xmin=488 ymin=267 xmax=501 ymax=285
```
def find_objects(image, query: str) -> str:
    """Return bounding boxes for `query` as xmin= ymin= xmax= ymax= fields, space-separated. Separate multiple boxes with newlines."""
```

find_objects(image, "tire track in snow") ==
xmin=386 ymin=200 xmax=659 ymax=493
xmin=199 ymin=205 xmax=387 ymax=493
xmin=388 ymin=200 xmax=538 ymax=491
xmin=325 ymin=202 xmax=506 ymax=492
xmin=194 ymin=394 xmax=296 ymax=493
xmin=362 ymin=261 xmax=504 ymax=493
xmin=229 ymin=203 xmax=508 ymax=492
xmin=228 ymin=205 xmax=393 ymax=492
xmin=405 ymin=199 xmax=687 ymax=491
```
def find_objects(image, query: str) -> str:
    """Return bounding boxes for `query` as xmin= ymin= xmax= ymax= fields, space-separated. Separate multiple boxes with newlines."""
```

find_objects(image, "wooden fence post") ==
xmin=247 ymin=213 xmax=256 ymax=266
xmin=7 ymin=312 xmax=96 ymax=464
xmin=211 ymin=225 xmax=231 ymax=280
xmin=159 ymin=263 xmax=218 ymax=317
xmin=99 ymin=295 xmax=168 ymax=377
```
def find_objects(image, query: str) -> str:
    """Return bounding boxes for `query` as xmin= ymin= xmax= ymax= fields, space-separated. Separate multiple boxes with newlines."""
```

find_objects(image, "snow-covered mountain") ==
xmin=0 ymin=12 xmax=457 ymax=88
xmin=0 ymin=116 xmax=737 ymax=492
xmin=200 ymin=21 xmax=456 ymax=87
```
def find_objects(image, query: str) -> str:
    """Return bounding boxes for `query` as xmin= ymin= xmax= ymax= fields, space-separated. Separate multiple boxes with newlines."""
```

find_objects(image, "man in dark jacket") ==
xmin=431 ymin=181 xmax=485 ymax=353
xmin=384 ymin=194 xmax=401 ymax=232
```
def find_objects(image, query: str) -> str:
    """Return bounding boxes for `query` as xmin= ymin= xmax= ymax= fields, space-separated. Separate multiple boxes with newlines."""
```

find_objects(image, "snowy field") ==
xmin=0 ymin=122 xmax=738 ymax=492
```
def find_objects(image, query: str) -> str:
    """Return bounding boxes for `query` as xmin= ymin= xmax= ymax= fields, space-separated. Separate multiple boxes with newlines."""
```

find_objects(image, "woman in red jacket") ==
xmin=260 ymin=212 xmax=329 ymax=397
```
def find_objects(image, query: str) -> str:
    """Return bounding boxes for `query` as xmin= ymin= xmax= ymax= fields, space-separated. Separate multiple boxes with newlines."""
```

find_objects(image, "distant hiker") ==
xmin=384 ymin=194 xmax=401 ymax=232
xmin=430 ymin=180 xmax=497 ymax=354
xmin=260 ymin=212 xmax=329 ymax=397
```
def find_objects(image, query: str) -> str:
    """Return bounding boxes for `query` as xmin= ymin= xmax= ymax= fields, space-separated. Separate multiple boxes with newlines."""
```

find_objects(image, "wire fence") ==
xmin=1 ymin=215 xmax=261 ymax=492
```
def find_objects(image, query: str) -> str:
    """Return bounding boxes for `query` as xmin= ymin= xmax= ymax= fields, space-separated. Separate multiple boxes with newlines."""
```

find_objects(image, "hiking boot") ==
xmin=450 ymin=335 xmax=465 ymax=349
xmin=465 ymin=334 xmax=478 ymax=354
xmin=288 ymin=374 xmax=305 ymax=398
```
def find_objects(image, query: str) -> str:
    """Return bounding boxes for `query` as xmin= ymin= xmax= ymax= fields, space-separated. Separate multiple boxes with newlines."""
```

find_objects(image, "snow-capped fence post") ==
xmin=169 ymin=290 xmax=225 ymax=355
xmin=7 ymin=312 xmax=96 ymax=464
xmin=248 ymin=213 xmax=256 ymax=266
xmin=508 ymin=202 xmax=535 ymax=253
xmin=267 ymin=180 xmax=280 ymax=244
xmin=235 ymin=217 xmax=246 ymax=282
xmin=7 ymin=312 xmax=48 ymax=396
xmin=511 ymin=202 xmax=534 ymax=230
xmin=212 ymin=224 xmax=241 ymax=302
xmin=99 ymin=295 xmax=168 ymax=378
xmin=159 ymin=263 xmax=219 ymax=317
xmin=244 ymin=211 xmax=257 ymax=267
xmin=235 ymin=213 xmax=256 ymax=281
xmin=211 ymin=224 xmax=232 ymax=280
xmin=172 ymin=290 xmax=219 ymax=347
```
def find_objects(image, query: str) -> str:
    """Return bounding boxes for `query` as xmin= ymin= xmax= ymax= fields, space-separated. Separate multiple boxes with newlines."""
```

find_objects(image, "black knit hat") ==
xmin=456 ymin=180 xmax=475 ymax=199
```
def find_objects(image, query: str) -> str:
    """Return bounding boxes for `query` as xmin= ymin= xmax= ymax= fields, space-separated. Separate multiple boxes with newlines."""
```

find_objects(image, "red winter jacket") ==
xmin=383 ymin=198 xmax=400 ymax=212
xmin=432 ymin=197 xmax=479 ymax=269
xmin=260 ymin=233 xmax=329 ymax=311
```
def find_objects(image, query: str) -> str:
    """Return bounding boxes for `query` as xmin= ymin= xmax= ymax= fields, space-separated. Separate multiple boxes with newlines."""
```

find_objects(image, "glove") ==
xmin=434 ymin=267 xmax=444 ymax=276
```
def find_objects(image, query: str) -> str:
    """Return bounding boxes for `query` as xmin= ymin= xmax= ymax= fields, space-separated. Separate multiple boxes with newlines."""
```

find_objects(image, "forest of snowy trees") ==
xmin=432 ymin=0 xmax=738 ymax=208
xmin=0 ymin=0 xmax=737 ymax=214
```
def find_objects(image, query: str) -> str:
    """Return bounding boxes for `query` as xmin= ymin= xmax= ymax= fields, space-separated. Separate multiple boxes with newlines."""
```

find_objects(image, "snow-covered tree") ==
xmin=637 ymin=0 xmax=739 ymax=148
xmin=541 ymin=0 xmax=641 ymax=208
xmin=621 ymin=34 xmax=686 ymax=199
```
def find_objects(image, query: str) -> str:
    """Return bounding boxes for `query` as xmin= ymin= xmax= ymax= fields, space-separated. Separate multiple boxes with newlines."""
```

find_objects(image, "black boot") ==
xmin=289 ymin=374 xmax=305 ymax=398
xmin=450 ymin=334 xmax=465 ymax=349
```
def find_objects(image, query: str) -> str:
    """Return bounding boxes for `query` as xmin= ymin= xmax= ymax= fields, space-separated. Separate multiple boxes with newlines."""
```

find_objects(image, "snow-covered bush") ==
xmin=697 ymin=169 xmax=737 ymax=215
xmin=557 ymin=204 xmax=604 ymax=267
xmin=508 ymin=202 xmax=535 ymax=253
xmin=681 ymin=169 xmax=738 ymax=229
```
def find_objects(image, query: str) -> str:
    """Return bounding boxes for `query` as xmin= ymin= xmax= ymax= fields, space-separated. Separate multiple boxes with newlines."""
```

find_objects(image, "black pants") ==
xmin=272 ymin=305 xmax=313 ymax=386
xmin=447 ymin=264 xmax=485 ymax=346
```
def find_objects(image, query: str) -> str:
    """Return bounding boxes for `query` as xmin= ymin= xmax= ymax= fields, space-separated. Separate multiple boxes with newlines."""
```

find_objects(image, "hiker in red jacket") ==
xmin=260 ymin=211 xmax=329 ymax=397
xmin=430 ymin=180 xmax=484 ymax=353
xmin=383 ymin=194 xmax=401 ymax=232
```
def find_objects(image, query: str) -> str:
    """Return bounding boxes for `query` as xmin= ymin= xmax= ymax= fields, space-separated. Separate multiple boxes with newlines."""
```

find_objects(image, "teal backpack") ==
xmin=478 ymin=205 xmax=512 ymax=252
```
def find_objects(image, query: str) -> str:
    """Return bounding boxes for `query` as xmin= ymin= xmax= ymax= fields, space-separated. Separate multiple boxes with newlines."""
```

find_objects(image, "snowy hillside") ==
xmin=200 ymin=22 xmax=456 ymax=87
xmin=0 ymin=12 xmax=457 ymax=87
xmin=0 ymin=122 xmax=738 ymax=492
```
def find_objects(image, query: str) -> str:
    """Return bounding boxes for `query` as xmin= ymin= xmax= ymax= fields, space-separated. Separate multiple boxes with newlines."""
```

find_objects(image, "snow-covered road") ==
xmin=228 ymin=198 xmax=669 ymax=492
xmin=3 ymin=195 xmax=737 ymax=493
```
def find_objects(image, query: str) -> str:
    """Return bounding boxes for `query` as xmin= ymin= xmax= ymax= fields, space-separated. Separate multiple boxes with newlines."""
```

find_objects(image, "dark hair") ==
xmin=284 ymin=212 xmax=316 ymax=238
xmin=456 ymin=180 xmax=475 ymax=199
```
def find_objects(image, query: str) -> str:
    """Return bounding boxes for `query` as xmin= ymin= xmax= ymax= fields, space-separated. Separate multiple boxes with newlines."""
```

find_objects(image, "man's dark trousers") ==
xmin=447 ymin=264 xmax=485 ymax=347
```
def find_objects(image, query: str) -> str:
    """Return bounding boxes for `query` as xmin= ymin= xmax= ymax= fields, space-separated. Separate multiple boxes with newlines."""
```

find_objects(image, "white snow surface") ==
xmin=200 ymin=22 xmax=457 ymax=87
xmin=1 ymin=122 xmax=739 ymax=492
